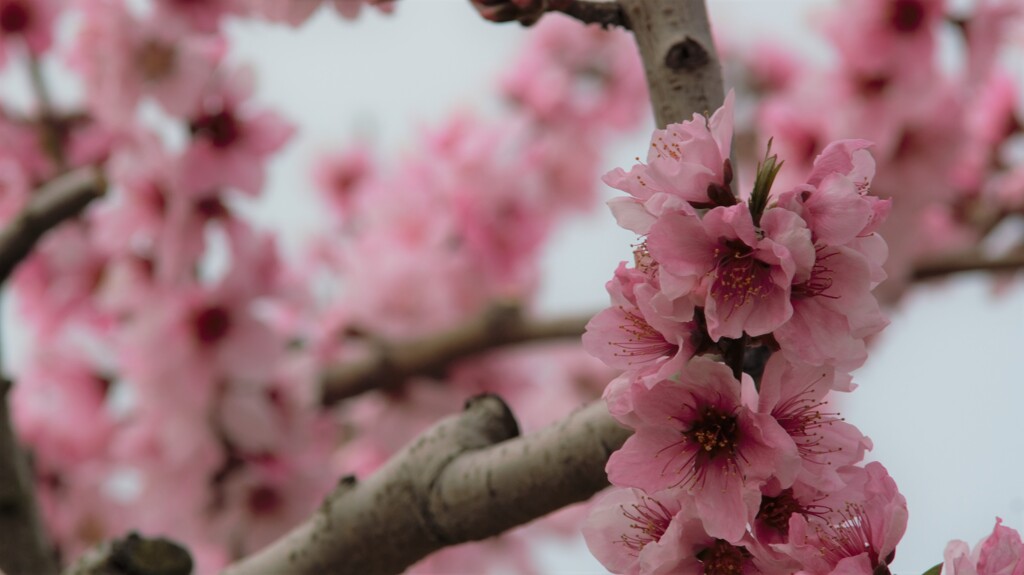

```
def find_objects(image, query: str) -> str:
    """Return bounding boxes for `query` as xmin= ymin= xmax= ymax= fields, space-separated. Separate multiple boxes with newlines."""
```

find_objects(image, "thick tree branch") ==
xmin=223 ymin=397 xmax=630 ymax=575
xmin=618 ymin=0 xmax=723 ymax=129
xmin=62 ymin=533 xmax=192 ymax=575
xmin=912 ymin=250 xmax=1024 ymax=281
xmin=320 ymin=302 xmax=590 ymax=406
xmin=0 ymin=166 xmax=106 ymax=284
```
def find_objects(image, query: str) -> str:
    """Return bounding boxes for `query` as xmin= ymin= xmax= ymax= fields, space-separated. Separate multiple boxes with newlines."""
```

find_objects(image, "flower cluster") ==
xmin=583 ymin=94 xmax=909 ymax=574
xmin=732 ymin=0 xmax=1024 ymax=301
xmin=2 ymin=4 xmax=648 ymax=572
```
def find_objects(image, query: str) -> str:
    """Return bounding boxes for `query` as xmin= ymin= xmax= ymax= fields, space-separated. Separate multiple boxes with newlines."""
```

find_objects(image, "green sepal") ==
xmin=921 ymin=562 xmax=943 ymax=575
xmin=749 ymin=138 xmax=783 ymax=227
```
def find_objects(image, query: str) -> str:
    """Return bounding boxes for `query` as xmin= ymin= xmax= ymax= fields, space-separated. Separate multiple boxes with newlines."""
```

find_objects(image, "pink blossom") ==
xmin=603 ymin=92 xmax=735 ymax=219
xmin=647 ymin=204 xmax=815 ymax=340
xmin=312 ymin=146 xmax=374 ymax=223
xmin=11 ymin=350 xmax=113 ymax=467
xmin=72 ymin=0 xmax=225 ymax=125
xmin=782 ymin=462 xmax=907 ymax=574
xmin=501 ymin=14 xmax=646 ymax=130
xmin=583 ymin=262 xmax=698 ymax=386
xmin=153 ymin=0 xmax=244 ymax=33
xmin=756 ymin=355 xmax=871 ymax=490
xmin=0 ymin=0 xmax=58 ymax=66
xmin=606 ymin=358 xmax=799 ymax=542
xmin=247 ymin=0 xmax=394 ymax=26
xmin=945 ymin=518 xmax=1024 ymax=575
xmin=582 ymin=488 xmax=688 ymax=574
xmin=181 ymin=67 xmax=295 ymax=196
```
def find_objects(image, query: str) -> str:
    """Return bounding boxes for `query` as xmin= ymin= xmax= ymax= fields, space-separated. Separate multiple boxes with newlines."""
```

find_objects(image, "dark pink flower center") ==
xmin=0 ymin=2 xmax=30 ymax=34
xmin=711 ymin=240 xmax=773 ymax=315
xmin=193 ymin=305 xmax=232 ymax=344
xmin=890 ymin=0 xmax=926 ymax=33
xmin=192 ymin=109 xmax=241 ymax=149
xmin=247 ymin=485 xmax=282 ymax=516
xmin=194 ymin=195 xmax=227 ymax=219
xmin=688 ymin=406 xmax=739 ymax=456
xmin=136 ymin=40 xmax=178 ymax=82
xmin=618 ymin=497 xmax=673 ymax=555
xmin=697 ymin=539 xmax=751 ymax=575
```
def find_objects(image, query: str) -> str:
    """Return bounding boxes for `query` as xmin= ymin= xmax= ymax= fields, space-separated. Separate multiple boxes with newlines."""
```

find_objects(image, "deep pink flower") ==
xmin=782 ymin=462 xmax=907 ymax=574
xmin=647 ymin=204 xmax=815 ymax=340
xmin=606 ymin=358 xmax=799 ymax=542
xmin=0 ymin=0 xmax=58 ymax=66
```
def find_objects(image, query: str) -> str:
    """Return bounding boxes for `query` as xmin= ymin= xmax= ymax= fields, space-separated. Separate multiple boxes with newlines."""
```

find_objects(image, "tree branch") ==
xmin=62 ymin=533 xmax=192 ymax=575
xmin=551 ymin=0 xmax=629 ymax=29
xmin=912 ymin=250 xmax=1024 ymax=281
xmin=0 ymin=166 xmax=106 ymax=284
xmin=223 ymin=397 xmax=630 ymax=575
xmin=618 ymin=0 xmax=723 ymax=129
xmin=0 ymin=166 xmax=105 ymax=575
xmin=0 ymin=379 xmax=58 ymax=575
xmin=320 ymin=302 xmax=590 ymax=406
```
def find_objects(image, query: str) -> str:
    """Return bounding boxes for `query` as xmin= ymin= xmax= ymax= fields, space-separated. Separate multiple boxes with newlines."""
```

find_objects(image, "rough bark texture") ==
xmin=222 ymin=397 xmax=629 ymax=575
xmin=320 ymin=302 xmax=590 ymax=405
xmin=62 ymin=533 xmax=193 ymax=575
xmin=619 ymin=0 xmax=723 ymax=129
xmin=0 ymin=166 xmax=106 ymax=283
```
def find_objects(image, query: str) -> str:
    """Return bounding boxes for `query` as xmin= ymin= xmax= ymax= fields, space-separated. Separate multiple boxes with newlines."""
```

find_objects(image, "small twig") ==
xmin=320 ymin=302 xmax=590 ymax=406
xmin=551 ymin=0 xmax=630 ymax=29
xmin=0 ymin=166 xmax=106 ymax=284
xmin=27 ymin=54 xmax=66 ymax=169
xmin=0 ymin=378 xmax=59 ymax=575
xmin=222 ymin=397 xmax=629 ymax=575
xmin=61 ymin=533 xmax=192 ymax=575
xmin=912 ymin=249 xmax=1024 ymax=281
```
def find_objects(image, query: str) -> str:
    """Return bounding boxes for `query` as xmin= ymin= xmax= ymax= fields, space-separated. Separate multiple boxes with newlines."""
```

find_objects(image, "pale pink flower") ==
xmin=756 ymin=355 xmax=871 ymax=491
xmin=153 ymin=0 xmax=244 ymax=33
xmin=582 ymin=488 xmax=688 ymax=574
xmin=604 ymin=92 xmax=736 ymax=220
xmin=583 ymin=262 xmax=698 ymax=386
xmin=606 ymin=358 xmax=799 ymax=542
xmin=12 ymin=350 xmax=113 ymax=466
xmin=312 ymin=146 xmax=374 ymax=223
xmin=247 ymin=0 xmax=394 ymax=25
xmin=181 ymin=67 xmax=295 ymax=196
xmin=501 ymin=14 xmax=646 ymax=130
xmin=72 ymin=0 xmax=225 ymax=125
xmin=945 ymin=518 xmax=1024 ymax=575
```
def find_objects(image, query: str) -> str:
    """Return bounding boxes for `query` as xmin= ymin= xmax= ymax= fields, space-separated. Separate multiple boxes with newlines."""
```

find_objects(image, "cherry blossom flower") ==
xmin=606 ymin=358 xmax=799 ymax=542
xmin=944 ymin=518 xmax=1024 ymax=575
